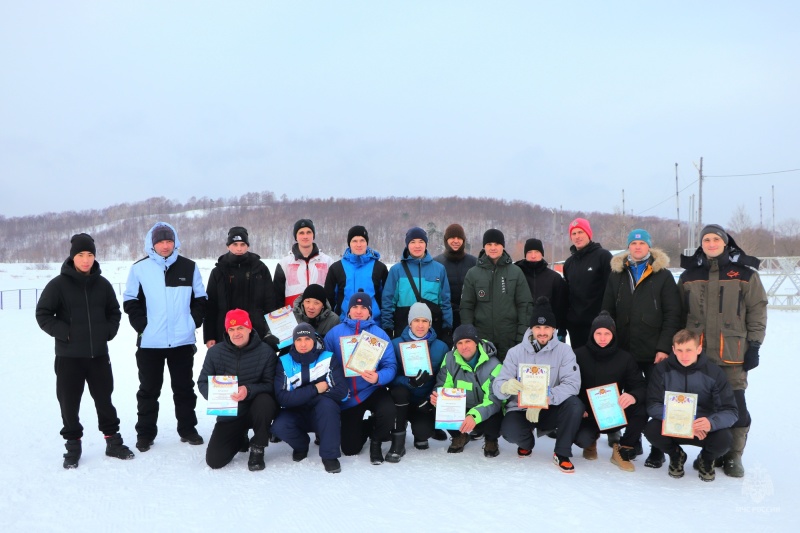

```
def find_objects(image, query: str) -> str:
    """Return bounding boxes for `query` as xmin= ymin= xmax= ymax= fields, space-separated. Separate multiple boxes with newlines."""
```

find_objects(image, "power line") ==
xmin=635 ymin=179 xmax=698 ymax=216
xmin=706 ymin=168 xmax=800 ymax=178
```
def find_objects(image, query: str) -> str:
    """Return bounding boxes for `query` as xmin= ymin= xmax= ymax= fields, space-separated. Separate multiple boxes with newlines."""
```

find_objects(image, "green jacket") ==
xmin=460 ymin=250 xmax=533 ymax=360
xmin=435 ymin=340 xmax=503 ymax=424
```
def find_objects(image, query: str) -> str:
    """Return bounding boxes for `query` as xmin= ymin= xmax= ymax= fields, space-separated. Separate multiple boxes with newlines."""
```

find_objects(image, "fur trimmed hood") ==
xmin=610 ymin=247 xmax=669 ymax=274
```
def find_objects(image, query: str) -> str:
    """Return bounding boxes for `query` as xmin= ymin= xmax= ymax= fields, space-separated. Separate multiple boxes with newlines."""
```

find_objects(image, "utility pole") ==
xmin=697 ymin=157 xmax=704 ymax=241
xmin=760 ymin=197 xmax=763 ymax=228
xmin=675 ymin=163 xmax=680 ymax=251
xmin=772 ymin=185 xmax=776 ymax=256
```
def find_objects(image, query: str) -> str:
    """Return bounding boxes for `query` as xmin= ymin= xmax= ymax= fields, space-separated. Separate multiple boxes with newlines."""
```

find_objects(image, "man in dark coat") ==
xmin=204 ymin=226 xmax=276 ymax=347
xmin=434 ymin=223 xmax=477 ymax=332
xmin=198 ymin=309 xmax=278 ymax=471
xmin=36 ymin=233 xmax=134 ymax=468
xmin=515 ymin=238 xmax=568 ymax=342
xmin=563 ymin=218 xmax=612 ymax=349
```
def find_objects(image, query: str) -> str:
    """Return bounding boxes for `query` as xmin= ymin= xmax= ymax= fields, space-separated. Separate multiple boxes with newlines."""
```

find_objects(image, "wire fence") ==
xmin=0 ymin=283 xmax=126 ymax=310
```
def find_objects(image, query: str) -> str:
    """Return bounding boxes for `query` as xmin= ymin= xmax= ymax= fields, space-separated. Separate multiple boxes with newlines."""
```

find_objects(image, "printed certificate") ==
xmin=518 ymin=364 xmax=550 ymax=409
xmin=587 ymin=383 xmax=627 ymax=431
xmin=207 ymin=375 xmax=238 ymax=416
xmin=265 ymin=306 xmax=299 ymax=349
xmin=345 ymin=331 xmax=388 ymax=375
xmin=398 ymin=341 xmax=432 ymax=376
xmin=662 ymin=391 xmax=699 ymax=438
xmin=339 ymin=335 xmax=361 ymax=377
xmin=435 ymin=387 xmax=467 ymax=430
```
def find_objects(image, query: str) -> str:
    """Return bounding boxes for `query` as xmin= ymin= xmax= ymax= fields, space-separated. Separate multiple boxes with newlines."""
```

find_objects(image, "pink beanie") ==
xmin=568 ymin=218 xmax=593 ymax=240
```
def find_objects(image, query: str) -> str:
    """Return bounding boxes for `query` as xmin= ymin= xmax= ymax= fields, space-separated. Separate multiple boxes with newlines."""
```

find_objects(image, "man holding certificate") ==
xmin=644 ymin=330 xmax=738 ymax=482
xmin=573 ymin=312 xmax=647 ymax=472
xmin=430 ymin=324 xmax=503 ymax=457
xmin=494 ymin=297 xmax=583 ymax=473
xmin=198 ymin=310 xmax=278 ymax=471
xmin=388 ymin=303 xmax=449 ymax=459
xmin=323 ymin=292 xmax=397 ymax=465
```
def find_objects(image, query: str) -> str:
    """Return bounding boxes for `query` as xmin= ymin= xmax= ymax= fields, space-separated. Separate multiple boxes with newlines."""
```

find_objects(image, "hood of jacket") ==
xmin=476 ymin=249 xmax=513 ymax=269
xmin=519 ymin=328 xmax=565 ymax=356
xmin=293 ymin=291 xmax=336 ymax=322
xmin=144 ymin=221 xmax=181 ymax=268
xmin=343 ymin=246 xmax=381 ymax=266
xmin=60 ymin=257 xmax=102 ymax=283
xmin=680 ymin=234 xmax=760 ymax=271
xmin=216 ymin=250 xmax=262 ymax=268
xmin=569 ymin=240 xmax=604 ymax=258
xmin=610 ymin=247 xmax=669 ymax=274
xmin=514 ymin=258 xmax=550 ymax=276
xmin=398 ymin=324 xmax=439 ymax=344
xmin=401 ymin=249 xmax=434 ymax=266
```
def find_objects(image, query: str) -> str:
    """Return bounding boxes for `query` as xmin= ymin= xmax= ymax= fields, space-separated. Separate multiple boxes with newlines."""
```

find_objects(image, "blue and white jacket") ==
xmin=275 ymin=345 xmax=348 ymax=408
xmin=123 ymin=222 xmax=207 ymax=348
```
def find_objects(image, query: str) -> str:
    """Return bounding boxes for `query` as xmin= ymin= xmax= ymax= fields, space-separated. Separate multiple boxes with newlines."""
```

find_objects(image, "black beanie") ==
xmin=348 ymin=291 xmax=373 ymax=313
xmin=293 ymin=219 xmax=315 ymax=239
xmin=530 ymin=296 xmax=557 ymax=328
xmin=151 ymin=225 xmax=175 ymax=245
xmin=227 ymin=226 xmax=249 ymax=246
xmin=70 ymin=233 xmax=96 ymax=257
xmin=590 ymin=310 xmax=617 ymax=338
xmin=347 ymin=225 xmax=369 ymax=245
xmin=453 ymin=324 xmax=480 ymax=346
xmin=301 ymin=284 xmax=328 ymax=306
xmin=482 ymin=228 xmax=505 ymax=248
xmin=524 ymin=238 xmax=544 ymax=256
xmin=292 ymin=322 xmax=317 ymax=343
xmin=700 ymin=224 xmax=729 ymax=245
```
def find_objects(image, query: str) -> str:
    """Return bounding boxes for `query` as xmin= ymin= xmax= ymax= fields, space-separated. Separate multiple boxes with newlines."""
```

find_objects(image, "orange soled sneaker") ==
xmin=517 ymin=447 xmax=533 ymax=458
xmin=553 ymin=453 xmax=575 ymax=473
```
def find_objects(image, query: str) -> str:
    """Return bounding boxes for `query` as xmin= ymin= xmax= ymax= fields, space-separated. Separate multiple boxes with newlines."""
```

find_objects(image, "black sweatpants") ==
xmin=447 ymin=412 xmax=502 ymax=441
xmin=574 ymin=400 xmax=648 ymax=449
xmin=206 ymin=393 xmax=278 ymax=469
xmin=501 ymin=395 xmax=584 ymax=457
xmin=54 ymin=355 xmax=120 ymax=440
xmin=135 ymin=345 xmax=198 ymax=440
xmin=340 ymin=387 xmax=395 ymax=456
xmin=389 ymin=386 xmax=435 ymax=441
xmin=643 ymin=419 xmax=732 ymax=461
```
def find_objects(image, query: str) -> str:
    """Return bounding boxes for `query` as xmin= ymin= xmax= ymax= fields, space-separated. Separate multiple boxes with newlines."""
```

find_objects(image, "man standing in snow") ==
xmin=123 ymin=222 xmax=207 ymax=452
xmin=274 ymin=219 xmax=333 ymax=307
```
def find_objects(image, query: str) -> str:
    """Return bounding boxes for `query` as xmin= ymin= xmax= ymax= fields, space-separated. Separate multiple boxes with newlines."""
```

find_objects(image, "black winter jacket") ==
xmin=36 ymin=259 xmax=121 ymax=358
xmin=434 ymin=248 xmax=477 ymax=326
xmin=602 ymin=249 xmax=681 ymax=362
xmin=563 ymin=241 xmax=612 ymax=327
xmin=574 ymin=340 xmax=647 ymax=414
xmin=204 ymin=251 xmax=276 ymax=343
xmin=515 ymin=259 xmax=568 ymax=336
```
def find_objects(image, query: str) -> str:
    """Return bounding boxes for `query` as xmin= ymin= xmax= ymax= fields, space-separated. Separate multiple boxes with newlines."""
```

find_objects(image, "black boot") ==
xmin=369 ymin=440 xmax=384 ymax=465
xmin=248 ymin=445 xmax=265 ymax=471
xmin=385 ymin=431 xmax=406 ymax=463
xmin=105 ymin=433 xmax=135 ymax=460
xmin=63 ymin=439 xmax=82 ymax=469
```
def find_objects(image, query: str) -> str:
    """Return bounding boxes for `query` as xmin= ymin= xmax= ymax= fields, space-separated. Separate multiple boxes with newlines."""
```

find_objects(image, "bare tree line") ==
xmin=2 ymin=192 xmax=798 ymax=264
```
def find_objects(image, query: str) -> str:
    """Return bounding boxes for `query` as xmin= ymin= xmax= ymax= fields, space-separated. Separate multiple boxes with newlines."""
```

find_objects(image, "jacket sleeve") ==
xmin=122 ymin=267 xmax=148 ymax=334
xmin=246 ymin=346 xmax=277 ymax=399
xmin=744 ymin=271 xmax=768 ymax=345
xmin=439 ymin=268 xmax=453 ymax=330
xmin=434 ymin=354 xmax=452 ymax=389
xmin=190 ymin=265 xmax=207 ymax=329
xmin=468 ymin=361 xmax=503 ymax=424
xmin=324 ymin=262 xmax=341 ymax=314
xmin=381 ymin=265 xmax=400 ymax=331
xmin=390 ymin=338 xmax=411 ymax=389
xmin=105 ymin=279 xmax=121 ymax=341
xmin=708 ymin=367 xmax=739 ymax=431
xmin=197 ymin=350 xmax=217 ymax=400
xmin=376 ymin=340 xmax=398 ymax=386
xmin=553 ymin=274 xmax=569 ymax=337
xmin=550 ymin=347 xmax=580 ymax=405
xmin=261 ymin=263 xmax=277 ymax=314
xmin=514 ymin=271 xmax=533 ymax=342
xmin=273 ymin=263 xmax=286 ymax=308
xmin=623 ymin=354 xmax=647 ymax=405
xmin=646 ymin=362 xmax=667 ymax=419
xmin=35 ymin=279 xmax=70 ymax=341
xmin=459 ymin=271 xmax=476 ymax=326
xmin=655 ymin=274 xmax=682 ymax=354
xmin=326 ymin=350 xmax=349 ymax=402
xmin=203 ymin=269 xmax=220 ymax=343
xmin=601 ymin=274 xmax=617 ymax=318
xmin=492 ymin=348 xmax=519 ymax=400
xmin=677 ymin=276 xmax=689 ymax=329
xmin=274 ymin=359 xmax=319 ymax=408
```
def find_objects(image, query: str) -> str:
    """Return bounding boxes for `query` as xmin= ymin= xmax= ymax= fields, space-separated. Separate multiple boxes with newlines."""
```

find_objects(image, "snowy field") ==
xmin=0 ymin=262 xmax=794 ymax=531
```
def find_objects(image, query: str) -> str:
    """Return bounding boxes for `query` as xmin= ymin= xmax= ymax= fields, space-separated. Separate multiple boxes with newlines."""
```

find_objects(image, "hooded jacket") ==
xmin=123 ymin=222 xmax=207 ymax=349
xmin=274 ymin=344 xmax=348 ymax=408
xmin=494 ymin=330 xmax=580 ymax=411
xmin=563 ymin=241 xmax=612 ymax=327
xmin=434 ymin=340 xmax=502 ymax=424
xmin=274 ymin=243 xmax=333 ymax=307
xmin=602 ymin=248 xmax=681 ymax=362
xmin=459 ymin=250 xmax=533 ymax=360
xmin=573 ymin=337 xmax=646 ymax=413
xmin=323 ymin=315 xmax=397 ymax=409
xmin=646 ymin=352 xmax=739 ymax=432
xmin=36 ymin=258 xmax=121 ymax=358
xmin=325 ymin=247 xmax=388 ymax=321
xmin=204 ymin=251 xmax=276 ymax=343
xmin=198 ymin=333 xmax=278 ymax=419
xmin=678 ymin=235 xmax=767 ymax=366
xmin=382 ymin=249 xmax=453 ymax=332
xmin=433 ymin=246 xmax=477 ymax=326
xmin=390 ymin=326 xmax=449 ymax=403
xmin=515 ymin=258 xmax=569 ymax=337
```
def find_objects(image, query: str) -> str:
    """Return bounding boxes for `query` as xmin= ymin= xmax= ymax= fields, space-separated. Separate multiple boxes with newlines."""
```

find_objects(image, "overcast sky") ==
xmin=2 ymin=1 xmax=798 ymax=232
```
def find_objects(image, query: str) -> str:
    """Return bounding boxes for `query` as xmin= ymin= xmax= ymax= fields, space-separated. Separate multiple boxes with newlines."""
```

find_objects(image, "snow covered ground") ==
xmin=0 ymin=262 xmax=793 ymax=531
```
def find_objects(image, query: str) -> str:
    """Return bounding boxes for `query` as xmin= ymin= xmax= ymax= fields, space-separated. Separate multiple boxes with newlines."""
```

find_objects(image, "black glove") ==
xmin=417 ymin=399 xmax=435 ymax=414
xmin=263 ymin=334 xmax=280 ymax=351
xmin=743 ymin=342 xmax=760 ymax=371
xmin=409 ymin=370 xmax=432 ymax=389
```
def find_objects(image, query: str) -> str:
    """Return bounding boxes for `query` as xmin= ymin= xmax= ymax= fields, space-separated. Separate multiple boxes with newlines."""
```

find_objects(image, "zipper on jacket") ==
xmin=737 ymin=286 xmax=743 ymax=317
xmin=718 ymin=286 xmax=724 ymax=314
xmin=84 ymin=285 xmax=95 ymax=357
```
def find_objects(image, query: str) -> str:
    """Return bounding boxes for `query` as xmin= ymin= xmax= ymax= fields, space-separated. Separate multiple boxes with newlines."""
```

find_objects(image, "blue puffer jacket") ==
xmin=381 ymin=250 xmax=452 ymax=332
xmin=325 ymin=247 xmax=387 ymax=321
xmin=123 ymin=222 xmax=208 ymax=348
xmin=323 ymin=315 xmax=397 ymax=409
xmin=390 ymin=326 xmax=449 ymax=403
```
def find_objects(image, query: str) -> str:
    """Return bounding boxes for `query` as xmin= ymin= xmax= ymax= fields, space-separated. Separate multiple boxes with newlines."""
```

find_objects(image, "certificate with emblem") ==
xmin=339 ymin=335 xmax=361 ymax=377
xmin=207 ymin=375 xmax=238 ymax=416
xmin=345 ymin=331 xmax=388 ymax=375
xmin=587 ymin=383 xmax=627 ymax=431
xmin=398 ymin=341 xmax=432 ymax=376
xmin=435 ymin=387 xmax=467 ymax=430
xmin=662 ymin=391 xmax=698 ymax=438
xmin=265 ymin=306 xmax=298 ymax=349
xmin=517 ymin=364 xmax=550 ymax=409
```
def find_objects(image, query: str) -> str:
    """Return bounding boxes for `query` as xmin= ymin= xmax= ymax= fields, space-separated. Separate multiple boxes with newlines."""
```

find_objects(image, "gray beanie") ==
xmin=700 ymin=224 xmax=729 ymax=245
xmin=408 ymin=302 xmax=432 ymax=324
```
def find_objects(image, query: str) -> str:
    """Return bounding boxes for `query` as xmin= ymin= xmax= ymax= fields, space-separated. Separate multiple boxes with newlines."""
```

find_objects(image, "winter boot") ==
xmin=104 ymin=433 xmax=135 ymax=460
xmin=483 ymin=438 xmax=500 ymax=458
xmin=385 ymin=431 xmax=407 ymax=463
xmin=668 ymin=447 xmax=687 ymax=479
xmin=292 ymin=449 xmax=308 ymax=462
xmin=447 ymin=433 xmax=470 ymax=454
xmin=468 ymin=429 xmax=484 ymax=441
xmin=697 ymin=455 xmax=716 ymax=482
xmin=63 ymin=439 xmax=82 ymax=469
xmin=723 ymin=426 xmax=749 ymax=478
xmin=645 ymin=447 xmax=665 ymax=468
xmin=369 ymin=439 xmax=384 ymax=465
xmin=582 ymin=439 xmax=598 ymax=460
xmin=248 ymin=444 xmax=265 ymax=471
xmin=136 ymin=436 xmax=154 ymax=452
xmin=610 ymin=443 xmax=635 ymax=472
xmin=413 ymin=439 xmax=429 ymax=450
xmin=322 ymin=458 xmax=341 ymax=473
xmin=180 ymin=432 xmax=204 ymax=445
xmin=432 ymin=429 xmax=448 ymax=441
